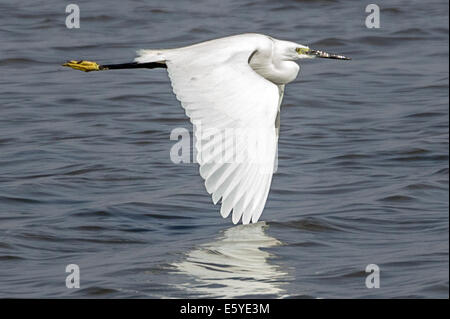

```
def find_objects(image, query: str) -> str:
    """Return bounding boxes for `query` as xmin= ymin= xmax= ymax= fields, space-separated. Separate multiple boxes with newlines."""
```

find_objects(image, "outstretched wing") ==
xmin=138 ymin=36 xmax=281 ymax=224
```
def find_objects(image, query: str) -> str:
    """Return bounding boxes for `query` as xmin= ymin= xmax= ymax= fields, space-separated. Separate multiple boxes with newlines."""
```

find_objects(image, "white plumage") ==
xmin=133 ymin=33 xmax=349 ymax=224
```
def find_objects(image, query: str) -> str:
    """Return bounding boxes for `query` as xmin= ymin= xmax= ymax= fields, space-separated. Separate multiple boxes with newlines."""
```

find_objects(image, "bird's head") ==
xmin=273 ymin=39 xmax=351 ymax=61
xmin=295 ymin=44 xmax=351 ymax=60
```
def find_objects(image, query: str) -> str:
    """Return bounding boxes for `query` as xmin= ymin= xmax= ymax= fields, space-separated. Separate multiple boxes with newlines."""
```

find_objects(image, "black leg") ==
xmin=62 ymin=60 xmax=167 ymax=72
xmin=102 ymin=62 xmax=167 ymax=70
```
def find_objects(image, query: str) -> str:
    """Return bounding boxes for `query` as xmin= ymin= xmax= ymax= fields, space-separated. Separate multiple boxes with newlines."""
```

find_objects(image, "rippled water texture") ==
xmin=0 ymin=0 xmax=448 ymax=298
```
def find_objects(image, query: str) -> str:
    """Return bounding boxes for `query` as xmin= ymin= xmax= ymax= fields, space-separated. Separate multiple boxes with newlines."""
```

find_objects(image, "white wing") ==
xmin=137 ymin=35 xmax=281 ymax=224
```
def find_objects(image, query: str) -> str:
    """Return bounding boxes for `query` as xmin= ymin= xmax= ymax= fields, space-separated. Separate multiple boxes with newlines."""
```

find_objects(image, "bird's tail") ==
xmin=134 ymin=49 xmax=167 ymax=64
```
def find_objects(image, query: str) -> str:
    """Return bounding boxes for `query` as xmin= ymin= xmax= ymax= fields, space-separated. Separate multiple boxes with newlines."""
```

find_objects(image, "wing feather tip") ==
xmin=251 ymin=214 xmax=261 ymax=223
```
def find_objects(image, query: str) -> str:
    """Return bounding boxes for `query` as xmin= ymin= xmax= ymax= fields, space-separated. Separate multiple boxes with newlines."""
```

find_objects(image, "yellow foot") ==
xmin=62 ymin=60 xmax=102 ymax=72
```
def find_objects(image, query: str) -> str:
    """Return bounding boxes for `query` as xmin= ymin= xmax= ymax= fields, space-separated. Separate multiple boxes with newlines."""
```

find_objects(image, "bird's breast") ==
xmin=250 ymin=59 xmax=299 ymax=85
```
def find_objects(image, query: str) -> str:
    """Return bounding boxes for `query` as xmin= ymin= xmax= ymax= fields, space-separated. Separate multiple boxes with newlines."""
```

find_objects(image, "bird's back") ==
xmin=134 ymin=33 xmax=272 ymax=65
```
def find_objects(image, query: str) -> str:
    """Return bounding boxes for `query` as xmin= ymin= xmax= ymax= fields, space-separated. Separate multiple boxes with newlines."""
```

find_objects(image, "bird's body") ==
xmin=136 ymin=34 xmax=300 ymax=85
xmin=63 ymin=33 xmax=350 ymax=225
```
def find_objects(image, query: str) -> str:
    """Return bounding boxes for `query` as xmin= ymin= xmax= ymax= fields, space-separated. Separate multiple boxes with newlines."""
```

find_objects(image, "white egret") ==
xmin=63 ymin=33 xmax=350 ymax=225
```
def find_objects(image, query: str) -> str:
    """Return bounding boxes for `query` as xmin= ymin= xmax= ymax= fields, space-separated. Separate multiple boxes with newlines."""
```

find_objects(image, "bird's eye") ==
xmin=296 ymin=47 xmax=310 ymax=55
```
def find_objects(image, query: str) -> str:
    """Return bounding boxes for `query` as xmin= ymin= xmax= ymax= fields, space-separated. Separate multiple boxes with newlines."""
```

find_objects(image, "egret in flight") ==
xmin=63 ymin=33 xmax=350 ymax=225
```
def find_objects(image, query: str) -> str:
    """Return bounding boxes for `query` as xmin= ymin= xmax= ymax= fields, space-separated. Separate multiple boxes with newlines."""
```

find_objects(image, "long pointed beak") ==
xmin=309 ymin=49 xmax=351 ymax=60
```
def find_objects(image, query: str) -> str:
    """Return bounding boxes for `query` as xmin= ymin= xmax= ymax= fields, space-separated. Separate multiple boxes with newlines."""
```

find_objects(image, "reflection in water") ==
xmin=173 ymin=222 xmax=289 ymax=298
